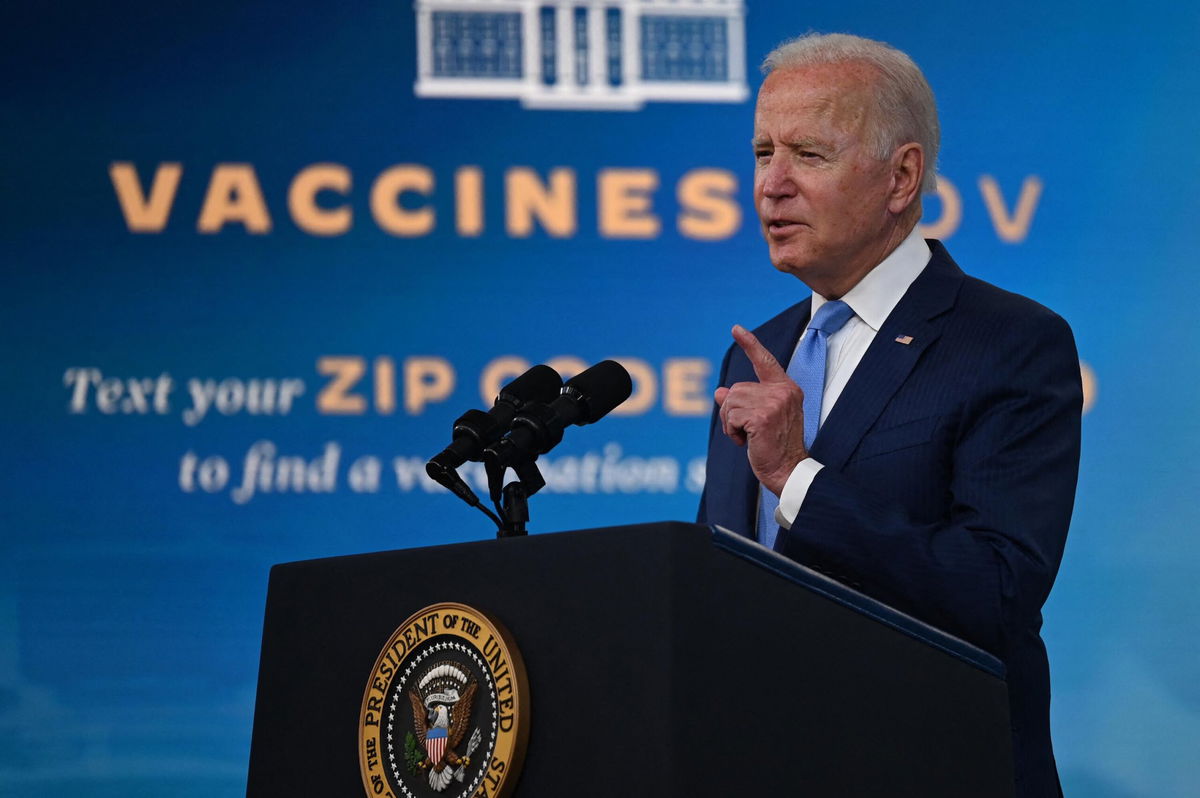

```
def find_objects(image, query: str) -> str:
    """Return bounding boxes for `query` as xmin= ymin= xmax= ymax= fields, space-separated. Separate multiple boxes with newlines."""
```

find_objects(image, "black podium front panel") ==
xmin=247 ymin=522 xmax=1012 ymax=797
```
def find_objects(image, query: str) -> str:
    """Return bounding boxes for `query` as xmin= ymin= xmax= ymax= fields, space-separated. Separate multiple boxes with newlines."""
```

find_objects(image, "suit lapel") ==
xmin=809 ymin=243 xmax=964 ymax=471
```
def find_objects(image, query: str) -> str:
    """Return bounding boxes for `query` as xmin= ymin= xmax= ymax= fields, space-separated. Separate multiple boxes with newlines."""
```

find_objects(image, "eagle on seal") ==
xmin=409 ymin=679 xmax=477 ymax=788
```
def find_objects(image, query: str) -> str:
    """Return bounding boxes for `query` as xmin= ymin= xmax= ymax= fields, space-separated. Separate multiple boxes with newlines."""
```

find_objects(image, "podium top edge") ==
xmin=266 ymin=521 xmax=1004 ymax=680
xmin=709 ymin=525 xmax=1006 ymax=680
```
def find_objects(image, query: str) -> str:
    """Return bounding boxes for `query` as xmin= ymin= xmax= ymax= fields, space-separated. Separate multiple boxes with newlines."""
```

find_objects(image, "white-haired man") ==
xmin=698 ymin=33 xmax=1080 ymax=798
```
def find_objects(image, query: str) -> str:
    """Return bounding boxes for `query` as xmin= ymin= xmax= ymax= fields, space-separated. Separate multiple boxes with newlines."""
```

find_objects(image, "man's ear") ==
xmin=888 ymin=143 xmax=925 ymax=215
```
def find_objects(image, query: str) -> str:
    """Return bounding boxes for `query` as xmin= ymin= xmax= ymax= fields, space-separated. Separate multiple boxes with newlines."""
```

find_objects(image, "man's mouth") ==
xmin=767 ymin=220 xmax=803 ymax=234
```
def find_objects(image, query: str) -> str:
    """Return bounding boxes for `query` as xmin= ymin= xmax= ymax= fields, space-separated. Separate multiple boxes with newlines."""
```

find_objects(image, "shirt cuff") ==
xmin=774 ymin=458 xmax=824 ymax=530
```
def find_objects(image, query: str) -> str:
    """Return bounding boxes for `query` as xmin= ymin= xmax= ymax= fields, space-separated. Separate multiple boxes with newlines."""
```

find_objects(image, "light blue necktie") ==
xmin=757 ymin=299 xmax=855 ymax=549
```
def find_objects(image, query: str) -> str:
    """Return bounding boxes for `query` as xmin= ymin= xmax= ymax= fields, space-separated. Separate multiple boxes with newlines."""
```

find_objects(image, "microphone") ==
xmin=483 ymin=360 xmax=632 ymax=470
xmin=426 ymin=365 xmax=563 ymax=482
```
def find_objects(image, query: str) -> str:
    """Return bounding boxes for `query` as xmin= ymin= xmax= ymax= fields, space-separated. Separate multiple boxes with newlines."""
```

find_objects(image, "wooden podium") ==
xmin=247 ymin=522 xmax=1013 ymax=796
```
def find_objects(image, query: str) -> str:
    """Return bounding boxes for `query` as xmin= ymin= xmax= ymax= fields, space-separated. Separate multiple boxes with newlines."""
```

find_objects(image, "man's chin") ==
xmin=767 ymin=248 xmax=818 ymax=278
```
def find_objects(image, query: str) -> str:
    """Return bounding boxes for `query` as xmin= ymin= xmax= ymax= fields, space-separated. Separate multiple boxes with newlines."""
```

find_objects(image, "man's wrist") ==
xmin=763 ymin=448 xmax=811 ymax=496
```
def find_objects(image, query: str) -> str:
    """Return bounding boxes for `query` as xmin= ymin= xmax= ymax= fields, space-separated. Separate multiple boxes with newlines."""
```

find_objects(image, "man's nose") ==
xmin=758 ymin=157 xmax=796 ymax=198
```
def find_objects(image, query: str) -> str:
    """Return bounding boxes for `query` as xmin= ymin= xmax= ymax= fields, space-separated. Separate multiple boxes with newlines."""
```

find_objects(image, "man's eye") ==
xmin=754 ymin=150 xmax=772 ymax=162
xmin=799 ymin=150 xmax=822 ymax=160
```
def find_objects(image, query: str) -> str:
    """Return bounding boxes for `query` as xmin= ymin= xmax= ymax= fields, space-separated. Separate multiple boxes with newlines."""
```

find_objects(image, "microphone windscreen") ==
xmin=501 ymin=364 xmax=563 ymax=403
xmin=564 ymin=360 xmax=633 ymax=423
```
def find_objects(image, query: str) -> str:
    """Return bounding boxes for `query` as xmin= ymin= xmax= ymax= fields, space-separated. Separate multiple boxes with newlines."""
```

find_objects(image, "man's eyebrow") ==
xmin=750 ymin=135 xmax=834 ymax=151
xmin=783 ymin=136 xmax=832 ymax=150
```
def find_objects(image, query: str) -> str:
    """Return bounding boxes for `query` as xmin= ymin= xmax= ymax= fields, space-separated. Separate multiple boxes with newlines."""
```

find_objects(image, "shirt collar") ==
xmin=810 ymin=227 xmax=932 ymax=332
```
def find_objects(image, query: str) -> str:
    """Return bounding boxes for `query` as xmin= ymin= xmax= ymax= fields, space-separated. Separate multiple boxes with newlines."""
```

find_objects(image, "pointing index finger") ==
xmin=732 ymin=324 xmax=789 ymax=383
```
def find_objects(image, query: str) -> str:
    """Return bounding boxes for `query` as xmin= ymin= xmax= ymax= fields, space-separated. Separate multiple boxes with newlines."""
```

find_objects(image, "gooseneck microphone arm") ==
xmin=483 ymin=360 xmax=633 ymax=535
xmin=425 ymin=365 xmax=563 ymax=531
xmin=428 ymin=360 xmax=632 ymax=537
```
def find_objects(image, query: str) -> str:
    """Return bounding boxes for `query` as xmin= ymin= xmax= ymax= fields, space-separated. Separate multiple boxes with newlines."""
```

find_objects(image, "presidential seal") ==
xmin=359 ymin=603 xmax=529 ymax=798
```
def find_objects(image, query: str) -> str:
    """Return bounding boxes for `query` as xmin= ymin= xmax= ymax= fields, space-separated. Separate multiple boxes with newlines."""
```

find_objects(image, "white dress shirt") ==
xmin=773 ymin=228 xmax=932 ymax=529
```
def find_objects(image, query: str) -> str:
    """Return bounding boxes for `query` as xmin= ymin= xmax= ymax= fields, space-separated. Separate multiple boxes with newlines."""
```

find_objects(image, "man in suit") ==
xmin=697 ymin=34 xmax=1081 ymax=798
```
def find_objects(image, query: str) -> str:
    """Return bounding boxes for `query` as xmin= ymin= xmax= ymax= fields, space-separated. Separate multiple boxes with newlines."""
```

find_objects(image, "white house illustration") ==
xmin=414 ymin=0 xmax=748 ymax=110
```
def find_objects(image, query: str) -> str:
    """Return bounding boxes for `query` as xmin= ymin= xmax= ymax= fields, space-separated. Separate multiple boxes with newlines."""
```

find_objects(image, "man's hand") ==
xmin=715 ymin=324 xmax=809 ymax=496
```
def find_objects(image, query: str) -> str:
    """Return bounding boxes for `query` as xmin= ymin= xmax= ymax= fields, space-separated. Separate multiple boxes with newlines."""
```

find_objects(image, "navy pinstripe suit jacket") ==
xmin=698 ymin=241 xmax=1081 ymax=798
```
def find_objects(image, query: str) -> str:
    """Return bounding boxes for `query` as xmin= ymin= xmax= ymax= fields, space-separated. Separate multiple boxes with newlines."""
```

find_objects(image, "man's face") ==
xmin=753 ymin=63 xmax=899 ymax=295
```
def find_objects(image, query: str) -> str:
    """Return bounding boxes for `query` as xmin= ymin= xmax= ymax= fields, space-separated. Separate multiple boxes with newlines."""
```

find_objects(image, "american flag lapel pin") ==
xmin=895 ymin=335 xmax=914 ymax=345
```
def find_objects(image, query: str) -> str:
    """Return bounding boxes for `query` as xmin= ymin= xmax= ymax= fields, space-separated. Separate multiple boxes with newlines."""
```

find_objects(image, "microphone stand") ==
xmin=434 ymin=360 xmax=631 ymax=538
xmin=501 ymin=461 xmax=545 ymax=537
xmin=485 ymin=458 xmax=545 ymax=538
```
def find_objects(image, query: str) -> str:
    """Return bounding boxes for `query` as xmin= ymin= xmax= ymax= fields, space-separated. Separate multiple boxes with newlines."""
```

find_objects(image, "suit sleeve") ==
xmin=696 ymin=343 xmax=734 ymax=526
xmin=776 ymin=310 xmax=1082 ymax=657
